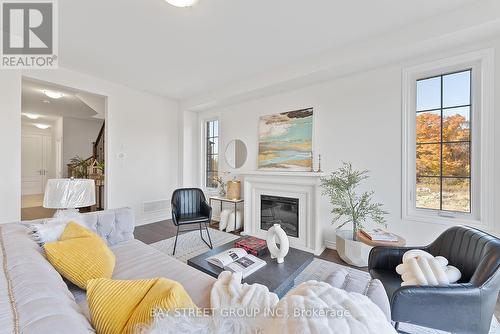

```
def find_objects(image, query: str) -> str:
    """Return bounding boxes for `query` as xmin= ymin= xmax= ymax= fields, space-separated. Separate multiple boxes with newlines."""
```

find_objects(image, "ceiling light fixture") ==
xmin=34 ymin=123 xmax=51 ymax=130
xmin=43 ymin=90 xmax=64 ymax=99
xmin=42 ymin=100 xmax=51 ymax=104
xmin=165 ymin=0 xmax=199 ymax=7
xmin=22 ymin=113 xmax=40 ymax=120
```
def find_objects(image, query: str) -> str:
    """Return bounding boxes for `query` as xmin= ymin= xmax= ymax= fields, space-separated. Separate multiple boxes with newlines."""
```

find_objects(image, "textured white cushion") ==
xmin=29 ymin=216 xmax=87 ymax=245
xmin=396 ymin=249 xmax=461 ymax=286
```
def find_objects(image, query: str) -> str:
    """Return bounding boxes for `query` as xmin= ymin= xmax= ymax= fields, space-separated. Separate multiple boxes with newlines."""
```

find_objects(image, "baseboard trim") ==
xmin=137 ymin=211 xmax=171 ymax=226
xmin=324 ymin=239 xmax=336 ymax=250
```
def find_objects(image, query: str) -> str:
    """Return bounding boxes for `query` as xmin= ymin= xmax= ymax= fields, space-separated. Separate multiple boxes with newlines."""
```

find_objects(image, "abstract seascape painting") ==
xmin=258 ymin=108 xmax=313 ymax=171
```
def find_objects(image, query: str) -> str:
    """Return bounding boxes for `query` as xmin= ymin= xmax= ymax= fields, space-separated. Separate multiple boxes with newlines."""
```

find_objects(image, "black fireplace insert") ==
xmin=260 ymin=195 xmax=299 ymax=238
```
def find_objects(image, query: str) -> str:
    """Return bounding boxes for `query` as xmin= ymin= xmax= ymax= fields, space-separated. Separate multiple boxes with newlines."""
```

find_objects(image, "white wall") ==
xmin=190 ymin=40 xmax=500 ymax=246
xmin=0 ymin=68 xmax=180 ymax=225
xmin=62 ymin=117 xmax=104 ymax=176
xmin=54 ymin=117 xmax=63 ymax=178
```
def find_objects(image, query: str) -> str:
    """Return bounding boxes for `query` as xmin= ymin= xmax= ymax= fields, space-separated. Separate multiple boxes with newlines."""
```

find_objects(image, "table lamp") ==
xmin=43 ymin=178 xmax=96 ymax=218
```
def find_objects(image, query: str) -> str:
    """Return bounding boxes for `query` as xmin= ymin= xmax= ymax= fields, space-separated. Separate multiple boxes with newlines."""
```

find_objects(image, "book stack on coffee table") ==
xmin=234 ymin=236 xmax=268 ymax=257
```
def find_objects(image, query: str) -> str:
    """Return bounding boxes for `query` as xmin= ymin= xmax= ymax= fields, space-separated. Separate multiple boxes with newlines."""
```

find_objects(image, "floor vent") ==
xmin=143 ymin=199 xmax=170 ymax=214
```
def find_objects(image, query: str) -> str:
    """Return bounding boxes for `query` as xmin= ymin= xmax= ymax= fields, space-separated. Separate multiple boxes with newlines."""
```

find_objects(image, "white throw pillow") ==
xmin=396 ymin=249 xmax=461 ymax=286
xmin=225 ymin=211 xmax=243 ymax=233
xmin=29 ymin=216 xmax=87 ymax=245
xmin=218 ymin=209 xmax=232 ymax=231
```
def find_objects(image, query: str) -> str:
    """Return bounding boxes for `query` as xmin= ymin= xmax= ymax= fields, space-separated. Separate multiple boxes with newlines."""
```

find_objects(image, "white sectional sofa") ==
xmin=0 ymin=208 xmax=215 ymax=334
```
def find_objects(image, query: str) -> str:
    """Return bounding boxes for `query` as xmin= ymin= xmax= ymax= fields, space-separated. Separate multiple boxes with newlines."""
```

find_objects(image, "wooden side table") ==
xmin=208 ymin=196 xmax=244 ymax=232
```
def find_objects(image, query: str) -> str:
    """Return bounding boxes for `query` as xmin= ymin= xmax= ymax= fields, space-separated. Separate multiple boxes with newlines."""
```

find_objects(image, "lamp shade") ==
xmin=43 ymin=179 xmax=96 ymax=209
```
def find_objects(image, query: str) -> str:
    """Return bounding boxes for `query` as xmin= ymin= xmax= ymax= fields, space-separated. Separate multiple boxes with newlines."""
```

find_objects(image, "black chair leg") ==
xmin=199 ymin=222 xmax=213 ymax=249
xmin=172 ymin=225 xmax=180 ymax=256
xmin=205 ymin=222 xmax=213 ymax=249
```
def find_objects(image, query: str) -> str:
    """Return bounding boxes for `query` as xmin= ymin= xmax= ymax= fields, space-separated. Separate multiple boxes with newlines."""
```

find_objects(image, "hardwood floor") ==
xmin=135 ymin=219 xmax=363 ymax=269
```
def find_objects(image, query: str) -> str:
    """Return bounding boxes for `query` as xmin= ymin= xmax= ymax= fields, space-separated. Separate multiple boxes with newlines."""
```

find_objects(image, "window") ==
xmin=416 ymin=70 xmax=472 ymax=213
xmin=402 ymin=50 xmax=494 ymax=228
xmin=205 ymin=119 xmax=219 ymax=188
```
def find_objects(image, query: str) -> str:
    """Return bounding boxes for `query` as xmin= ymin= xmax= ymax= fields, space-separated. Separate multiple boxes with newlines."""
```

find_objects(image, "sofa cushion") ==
xmin=325 ymin=267 xmax=391 ymax=321
xmin=44 ymin=223 xmax=116 ymax=289
xmin=0 ymin=223 xmax=94 ymax=334
xmin=87 ymin=277 xmax=196 ymax=334
xmin=72 ymin=239 xmax=216 ymax=314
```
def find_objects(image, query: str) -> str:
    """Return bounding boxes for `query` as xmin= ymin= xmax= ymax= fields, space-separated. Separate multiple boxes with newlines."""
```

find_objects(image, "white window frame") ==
xmin=201 ymin=117 xmax=219 ymax=190
xmin=402 ymin=49 xmax=495 ymax=230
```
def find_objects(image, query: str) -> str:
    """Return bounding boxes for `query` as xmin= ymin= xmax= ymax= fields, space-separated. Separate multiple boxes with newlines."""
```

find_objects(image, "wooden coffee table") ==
xmin=187 ymin=238 xmax=314 ymax=298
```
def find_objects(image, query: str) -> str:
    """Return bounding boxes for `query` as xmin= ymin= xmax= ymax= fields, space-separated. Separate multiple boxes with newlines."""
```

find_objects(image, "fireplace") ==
xmin=260 ymin=195 xmax=299 ymax=238
xmin=243 ymin=171 xmax=324 ymax=255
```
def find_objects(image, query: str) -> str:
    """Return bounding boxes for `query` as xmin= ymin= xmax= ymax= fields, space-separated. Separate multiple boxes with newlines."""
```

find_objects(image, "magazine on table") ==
xmin=360 ymin=228 xmax=399 ymax=242
xmin=206 ymin=248 xmax=266 ymax=278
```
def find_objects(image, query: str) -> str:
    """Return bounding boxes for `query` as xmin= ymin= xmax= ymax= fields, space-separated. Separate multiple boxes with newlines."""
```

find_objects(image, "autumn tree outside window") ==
xmin=416 ymin=70 xmax=472 ymax=213
xmin=402 ymin=50 xmax=494 ymax=230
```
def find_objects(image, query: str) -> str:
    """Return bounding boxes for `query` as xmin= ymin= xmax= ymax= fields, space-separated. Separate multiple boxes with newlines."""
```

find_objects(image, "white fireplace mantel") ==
xmin=241 ymin=171 xmax=325 ymax=177
xmin=241 ymin=171 xmax=325 ymax=255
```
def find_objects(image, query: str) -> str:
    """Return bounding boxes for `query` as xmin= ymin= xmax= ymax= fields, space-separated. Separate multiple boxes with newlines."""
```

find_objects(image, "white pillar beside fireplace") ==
xmin=242 ymin=171 xmax=325 ymax=255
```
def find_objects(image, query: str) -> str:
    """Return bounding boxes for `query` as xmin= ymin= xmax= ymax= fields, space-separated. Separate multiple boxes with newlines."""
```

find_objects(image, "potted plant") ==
xmin=320 ymin=162 xmax=388 ymax=241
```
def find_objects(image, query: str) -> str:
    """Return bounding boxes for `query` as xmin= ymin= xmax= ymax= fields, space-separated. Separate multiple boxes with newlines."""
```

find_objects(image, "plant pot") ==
xmin=335 ymin=230 xmax=372 ymax=267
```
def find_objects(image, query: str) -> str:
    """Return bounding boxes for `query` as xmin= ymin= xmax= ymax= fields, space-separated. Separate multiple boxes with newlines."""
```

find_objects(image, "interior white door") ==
xmin=21 ymin=134 xmax=52 ymax=195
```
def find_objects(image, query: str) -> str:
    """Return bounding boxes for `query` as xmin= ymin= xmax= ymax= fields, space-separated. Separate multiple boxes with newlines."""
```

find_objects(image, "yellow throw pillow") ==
xmin=87 ymin=278 xmax=197 ymax=334
xmin=44 ymin=222 xmax=115 ymax=289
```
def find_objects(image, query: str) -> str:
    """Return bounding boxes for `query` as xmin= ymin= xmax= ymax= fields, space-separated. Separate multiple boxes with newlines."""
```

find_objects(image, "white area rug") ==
xmin=151 ymin=234 xmax=500 ymax=334
xmin=150 ymin=228 xmax=239 ymax=263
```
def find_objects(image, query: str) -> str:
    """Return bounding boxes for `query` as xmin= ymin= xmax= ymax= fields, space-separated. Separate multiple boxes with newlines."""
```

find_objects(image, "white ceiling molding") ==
xmin=181 ymin=0 xmax=500 ymax=112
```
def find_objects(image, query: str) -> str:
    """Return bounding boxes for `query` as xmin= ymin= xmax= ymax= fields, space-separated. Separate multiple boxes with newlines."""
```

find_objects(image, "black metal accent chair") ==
xmin=171 ymin=188 xmax=213 ymax=256
xmin=369 ymin=226 xmax=500 ymax=334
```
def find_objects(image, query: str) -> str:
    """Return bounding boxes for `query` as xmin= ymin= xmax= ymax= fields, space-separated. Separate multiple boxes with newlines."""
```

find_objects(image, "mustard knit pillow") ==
xmin=87 ymin=278 xmax=197 ymax=334
xmin=44 ymin=222 xmax=115 ymax=289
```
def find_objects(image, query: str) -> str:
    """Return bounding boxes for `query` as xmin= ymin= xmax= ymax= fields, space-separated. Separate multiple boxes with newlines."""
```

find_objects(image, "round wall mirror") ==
xmin=225 ymin=139 xmax=247 ymax=169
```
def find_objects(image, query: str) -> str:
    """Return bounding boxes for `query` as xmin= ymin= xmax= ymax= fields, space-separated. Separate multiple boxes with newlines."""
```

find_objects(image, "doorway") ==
xmin=21 ymin=77 xmax=107 ymax=220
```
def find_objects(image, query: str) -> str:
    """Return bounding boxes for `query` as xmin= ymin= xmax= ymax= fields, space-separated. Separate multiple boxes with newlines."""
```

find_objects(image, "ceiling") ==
xmin=59 ymin=0 xmax=484 ymax=101
xmin=22 ymin=78 xmax=106 ymax=126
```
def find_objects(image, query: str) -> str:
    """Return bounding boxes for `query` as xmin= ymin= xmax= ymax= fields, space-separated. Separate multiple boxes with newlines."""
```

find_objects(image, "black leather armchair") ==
xmin=171 ymin=188 xmax=213 ymax=255
xmin=369 ymin=226 xmax=500 ymax=334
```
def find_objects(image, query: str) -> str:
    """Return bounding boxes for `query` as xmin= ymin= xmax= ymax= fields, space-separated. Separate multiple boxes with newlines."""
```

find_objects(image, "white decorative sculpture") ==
xmin=396 ymin=249 xmax=461 ymax=286
xmin=266 ymin=224 xmax=289 ymax=264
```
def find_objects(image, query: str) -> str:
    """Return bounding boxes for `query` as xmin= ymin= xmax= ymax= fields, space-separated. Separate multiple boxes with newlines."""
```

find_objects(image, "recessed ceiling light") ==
xmin=165 ymin=0 xmax=199 ymax=7
xmin=22 ymin=113 xmax=40 ymax=120
xmin=42 ymin=100 xmax=51 ymax=104
xmin=43 ymin=90 xmax=64 ymax=99
xmin=34 ymin=123 xmax=51 ymax=130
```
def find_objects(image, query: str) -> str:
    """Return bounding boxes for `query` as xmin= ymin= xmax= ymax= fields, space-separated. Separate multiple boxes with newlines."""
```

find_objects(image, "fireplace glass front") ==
xmin=260 ymin=195 xmax=299 ymax=238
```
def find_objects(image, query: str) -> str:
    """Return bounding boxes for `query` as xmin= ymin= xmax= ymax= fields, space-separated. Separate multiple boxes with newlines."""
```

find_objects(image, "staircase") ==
xmin=67 ymin=122 xmax=105 ymax=211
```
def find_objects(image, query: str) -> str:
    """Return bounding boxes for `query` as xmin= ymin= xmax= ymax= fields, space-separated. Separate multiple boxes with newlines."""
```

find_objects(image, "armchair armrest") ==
xmin=368 ymin=246 xmax=429 ymax=272
xmin=391 ymin=284 xmax=482 ymax=331
xmin=201 ymin=201 xmax=212 ymax=220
